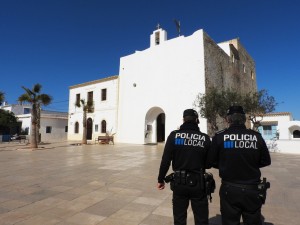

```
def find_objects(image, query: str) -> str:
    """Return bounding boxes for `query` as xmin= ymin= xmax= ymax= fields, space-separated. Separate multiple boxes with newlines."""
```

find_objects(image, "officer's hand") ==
xmin=157 ymin=182 xmax=165 ymax=190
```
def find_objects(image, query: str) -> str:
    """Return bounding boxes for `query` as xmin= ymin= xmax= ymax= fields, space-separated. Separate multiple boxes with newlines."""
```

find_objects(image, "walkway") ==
xmin=0 ymin=141 xmax=299 ymax=225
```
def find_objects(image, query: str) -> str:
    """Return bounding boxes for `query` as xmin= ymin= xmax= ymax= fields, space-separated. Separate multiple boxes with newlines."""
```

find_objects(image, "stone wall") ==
xmin=204 ymin=34 xmax=256 ymax=92
xmin=203 ymin=32 xmax=257 ymax=134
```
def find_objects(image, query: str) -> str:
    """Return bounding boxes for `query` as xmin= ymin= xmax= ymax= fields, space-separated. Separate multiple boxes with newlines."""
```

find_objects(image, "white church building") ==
xmin=68 ymin=27 xmax=257 ymax=144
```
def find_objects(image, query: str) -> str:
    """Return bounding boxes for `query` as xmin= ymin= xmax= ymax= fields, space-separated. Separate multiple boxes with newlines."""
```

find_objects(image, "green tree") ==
xmin=194 ymin=87 xmax=223 ymax=133
xmin=75 ymin=99 xmax=94 ymax=144
xmin=0 ymin=91 xmax=5 ymax=105
xmin=0 ymin=109 xmax=18 ymax=135
xmin=194 ymin=87 xmax=244 ymax=135
xmin=194 ymin=88 xmax=277 ymax=135
xmin=243 ymin=90 xmax=277 ymax=130
xmin=18 ymin=84 xmax=52 ymax=148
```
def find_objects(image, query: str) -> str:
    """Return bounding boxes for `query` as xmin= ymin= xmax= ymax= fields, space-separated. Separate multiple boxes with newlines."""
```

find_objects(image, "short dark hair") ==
xmin=184 ymin=116 xmax=198 ymax=123
xmin=227 ymin=113 xmax=246 ymax=125
xmin=227 ymin=105 xmax=245 ymax=115
xmin=183 ymin=109 xmax=198 ymax=118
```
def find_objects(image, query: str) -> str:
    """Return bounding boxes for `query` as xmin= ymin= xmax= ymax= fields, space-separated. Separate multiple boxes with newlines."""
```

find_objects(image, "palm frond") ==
xmin=33 ymin=83 xmax=42 ymax=93
xmin=22 ymin=86 xmax=35 ymax=96
xmin=18 ymin=93 xmax=32 ymax=103
xmin=0 ymin=91 xmax=5 ymax=103
xmin=38 ymin=94 xmax=52 ymax=106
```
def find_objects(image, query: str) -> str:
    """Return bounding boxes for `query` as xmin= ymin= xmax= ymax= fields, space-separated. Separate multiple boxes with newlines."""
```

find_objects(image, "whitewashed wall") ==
xmin=117 ymin=29 xmax=207 ymax=144
xmin=280 ymin=120 xmax=300 ymax=140
xmin=68 ymin=77 xmax=118 ymax=141
xmin=259 ymin=113 xmax=300 ymax=154
xmin=257 ymin=113 xmax=300 ymax=140
xmin=1 ymin=104 xmax=31 ymax=115
xmin=14 ymin=113 xmax=68 ymax=142
xmin=267 ymin=139 xmax=300 ymax=154
xmin=16 ymin=114 xmax=31 ymax=132
xmin=40 ymin=117 xmax=68 ymax=142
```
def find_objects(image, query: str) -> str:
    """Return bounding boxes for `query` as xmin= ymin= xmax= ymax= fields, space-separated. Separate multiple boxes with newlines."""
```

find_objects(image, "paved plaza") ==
xmin=0 ymin=141 xmax=299 ymax=225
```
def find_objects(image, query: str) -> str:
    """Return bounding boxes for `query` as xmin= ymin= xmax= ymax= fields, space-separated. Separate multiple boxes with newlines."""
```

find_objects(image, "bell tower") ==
xmin=150 ymin=24 xmax=167 ymax=47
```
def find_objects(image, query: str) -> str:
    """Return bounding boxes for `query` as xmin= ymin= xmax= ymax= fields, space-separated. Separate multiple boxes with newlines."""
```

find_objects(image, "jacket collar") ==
xmin=180 ymin=122 xmax=200 ymax=132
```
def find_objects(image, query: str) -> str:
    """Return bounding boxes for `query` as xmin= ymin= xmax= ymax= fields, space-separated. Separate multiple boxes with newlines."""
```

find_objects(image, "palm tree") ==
xmin=75 ymin=99 xmax=94 ymax=145
xmin=0 ymin=91 xmax=5 ymax=105
xmin=18 ymin=84 xmax=52 ymax=148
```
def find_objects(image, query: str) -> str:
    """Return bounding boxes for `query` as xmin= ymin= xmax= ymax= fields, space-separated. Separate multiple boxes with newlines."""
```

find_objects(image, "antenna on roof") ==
xmin=173 ymin=19 xmax=181 ymax=36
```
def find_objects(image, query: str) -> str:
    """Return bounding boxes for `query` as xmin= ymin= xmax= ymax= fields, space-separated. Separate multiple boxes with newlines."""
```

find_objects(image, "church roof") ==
xmin=265 ymin=112 xmax=291 ymax=117
xmin=69 ymin=75 xmax=118 ymax=89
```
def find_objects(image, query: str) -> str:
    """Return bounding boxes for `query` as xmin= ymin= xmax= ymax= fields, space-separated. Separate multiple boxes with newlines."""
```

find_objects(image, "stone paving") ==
xmin=0 ymin=141 xmax=299 ymax=225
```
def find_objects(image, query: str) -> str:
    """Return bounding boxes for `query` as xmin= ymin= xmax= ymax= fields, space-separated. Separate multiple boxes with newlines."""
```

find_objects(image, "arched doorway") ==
xmin=86 ymin=118 xmax=93 ymax=140
xmin=293 ymin=130 xmax=300 ymax=138
xmin=145 ymin=107 xmax=165 ymax=144
xmin=157 ymin=113 xmax=165 ymax=142
xmin=101 ymin=120 xmax=106 ymax=133
xmin=289 ymin=125 xmax=300 ymax=139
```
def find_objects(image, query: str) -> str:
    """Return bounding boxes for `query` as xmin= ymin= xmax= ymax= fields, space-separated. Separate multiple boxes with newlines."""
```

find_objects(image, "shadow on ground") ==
xmin=208 ymin=214 xmax=274 ymax=225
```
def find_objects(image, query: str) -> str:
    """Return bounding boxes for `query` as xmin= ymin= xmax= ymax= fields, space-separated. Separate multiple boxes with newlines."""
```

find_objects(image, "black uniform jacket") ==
xmin=157 ymin=122 xmax=211 ymax=183
xmin=206 ymin=124 xmax=271 ymax=184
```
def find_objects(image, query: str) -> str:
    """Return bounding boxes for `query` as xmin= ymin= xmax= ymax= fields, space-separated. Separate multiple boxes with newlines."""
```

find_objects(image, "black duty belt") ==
xmin=222 ymin=180 xmax=258 ymax=190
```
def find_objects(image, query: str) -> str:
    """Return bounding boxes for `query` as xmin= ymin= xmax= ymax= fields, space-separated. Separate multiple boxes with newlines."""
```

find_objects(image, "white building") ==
xmin=68 ymin=27 xmax=257 ymax=144
xmin=1 ymin=103 xmax=68 ymax=142
xmin=257 ymin=112 xmax=300 ymax=154
xmin=68 ymin=76 xmax=119 ymax=141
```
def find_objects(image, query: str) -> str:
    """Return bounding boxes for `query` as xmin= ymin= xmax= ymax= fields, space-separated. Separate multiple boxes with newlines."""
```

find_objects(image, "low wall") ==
xmin=270 ymin=140 xmax=300 ymax=154
xmin=0 ymin=135 xmax=11 ymax=142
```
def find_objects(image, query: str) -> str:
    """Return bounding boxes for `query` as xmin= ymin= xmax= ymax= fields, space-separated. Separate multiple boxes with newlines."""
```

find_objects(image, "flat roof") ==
xmin=69 ymin=75 xmax=118 ymax=89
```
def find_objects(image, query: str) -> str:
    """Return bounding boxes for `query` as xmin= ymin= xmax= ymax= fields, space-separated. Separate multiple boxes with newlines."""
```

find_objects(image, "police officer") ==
xmin=157 ymin=109 xmax=211 ymax=225
xmin=206 ymin=105 xmax=271 ymax=225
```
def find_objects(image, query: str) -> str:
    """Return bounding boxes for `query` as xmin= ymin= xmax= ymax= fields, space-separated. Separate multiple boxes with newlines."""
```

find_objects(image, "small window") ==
xmin=95 ymin=124 xmax=98 ymax=132
xmin=87 ymin=91 xmax=94 ymax=112
xmin=263 ymin=126 xmax=272 ymax=136
xmin=65 ymin=126 xmax=68 ymax=132
xmin=46 ymin=126 xmax=52 ymax=133
xmin=101 ymin=89 xmax=107 ymax=101
xmin=231 ymin=54 xmax=235 ymax=63
xmin=75 ymin=122 xmax=79 ymax=133
xmin=101 ymin=120 xmax=106 ymax=133
xmin=24 ymin=108 xmax=31 ymax=114
xmin=251 ymin=71 xmax=254 ymax=80
xmin=155 ymin=31 xmax=160 ymax=45
xmin=76 ymin=93 xmax=80 ymax=106
xmin=243 ymin=64 xmax=246 ymax=73
xmin=87 ymin=91 xmax=93 ymax=103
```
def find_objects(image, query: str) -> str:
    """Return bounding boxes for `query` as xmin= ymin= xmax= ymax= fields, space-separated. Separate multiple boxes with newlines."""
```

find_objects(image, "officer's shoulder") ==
xmin=199 ymin=131 xmax=210 ymax=138
xmin=247 ymin=128 xmax=262 ymax=135
xmin=170 ymin=129 xmax=179 ymax=134
xmin=167 ymin=130 xmax=178 ymax=139
xmin=215 ymin=128 xmax=227 ymax=135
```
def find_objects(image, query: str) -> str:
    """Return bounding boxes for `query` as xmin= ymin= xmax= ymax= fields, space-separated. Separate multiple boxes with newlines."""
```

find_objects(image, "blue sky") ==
xmin=1 ymin=0 xmax=300 ymax=119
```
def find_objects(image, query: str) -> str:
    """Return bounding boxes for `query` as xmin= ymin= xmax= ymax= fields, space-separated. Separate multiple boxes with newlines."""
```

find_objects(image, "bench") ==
xmin=19 ymin=135 xmax=27 ymax=143
xmin=10 ymin=135 xmax=28 ymax=143
xmin=95 ymin=135 xmax=114 ymax=145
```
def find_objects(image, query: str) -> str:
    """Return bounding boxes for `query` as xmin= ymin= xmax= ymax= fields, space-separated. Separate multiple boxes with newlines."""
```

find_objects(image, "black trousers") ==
xmin=172 ymin=182 xmax=208 ymax=225
xmin=219 ymin=184 xmax=263 ymax=225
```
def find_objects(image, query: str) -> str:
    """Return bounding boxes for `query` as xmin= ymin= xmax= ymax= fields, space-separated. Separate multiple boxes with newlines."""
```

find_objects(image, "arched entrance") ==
xmin=86 ymin=118 xmax=93 ymax=140
xmin=293 ymin=130 xmax=300 ymax=138
xmin=157 ymin=113 xmax=165 ymax=142
xmin=289 ymin=125 xmax=300 ymax=139
xmin=145 ymin=107 xmax=165 ymax=144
